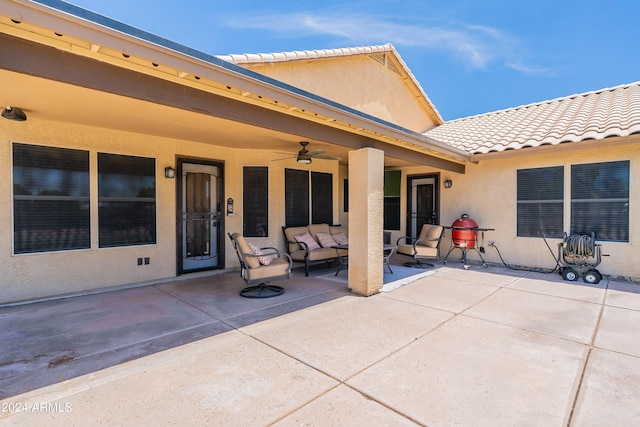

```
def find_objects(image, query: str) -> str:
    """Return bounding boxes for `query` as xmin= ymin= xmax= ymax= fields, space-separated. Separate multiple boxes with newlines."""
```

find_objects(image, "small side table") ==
xmin=334 ymin=244 xmax=397 ymax=276
xmin=383 ymin=244 xmax=397 ymax=273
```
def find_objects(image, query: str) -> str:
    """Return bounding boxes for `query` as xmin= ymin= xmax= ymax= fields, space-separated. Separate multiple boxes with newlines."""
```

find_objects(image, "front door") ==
xmin=408 ymin=175 xmax=438 ymax=239
xmin=180 ymin=163 xmax=221 ymax=272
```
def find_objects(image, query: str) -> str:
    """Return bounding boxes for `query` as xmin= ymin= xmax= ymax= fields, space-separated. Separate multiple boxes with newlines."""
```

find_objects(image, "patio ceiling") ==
xmin=0 ymin=1 xmax=468 ymax=171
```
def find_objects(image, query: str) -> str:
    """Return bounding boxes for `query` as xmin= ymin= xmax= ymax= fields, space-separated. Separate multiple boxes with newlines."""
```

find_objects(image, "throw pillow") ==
xmin=316 ymin=232 xmax=338 ymax=248
xmin=294 ymin=232 xmax=321 ymax=251
xmin=247 ymin=242 xmax=273 ymax=265
xmin=332 ymin=232 xmax=349 ymax=245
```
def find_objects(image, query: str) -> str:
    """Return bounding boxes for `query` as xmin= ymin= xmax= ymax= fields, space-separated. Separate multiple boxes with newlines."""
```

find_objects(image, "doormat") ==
xmin=316 ymin=265 xmax=437 ymax=292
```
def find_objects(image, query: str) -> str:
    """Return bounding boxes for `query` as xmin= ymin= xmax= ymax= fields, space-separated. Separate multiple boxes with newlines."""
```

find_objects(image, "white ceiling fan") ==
xmin=273 ymin=141 xmax=341 ymax=164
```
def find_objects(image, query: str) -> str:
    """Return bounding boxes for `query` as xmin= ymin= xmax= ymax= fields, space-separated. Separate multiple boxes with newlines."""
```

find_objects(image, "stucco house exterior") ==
xmin=1 ymin=0 xmax=638 ymax=305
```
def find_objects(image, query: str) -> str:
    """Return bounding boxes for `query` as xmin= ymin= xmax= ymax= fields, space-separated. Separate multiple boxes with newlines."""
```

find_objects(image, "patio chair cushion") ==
xmin=235 ymin=234 xmax=260 ymax=268
xmin=247 ymin=242 xmax=273 ymax=266
xmin=316 ymin=232 xmax=338 ymax=248
xmin=294 ymin=232 xmax=321 ymax=251
xmin=284 ymin=226 xmax=311 ymax=253
xmin=417 ymin=224 xmax=443 ymax=248
xmin=244 ymin=257 xmax=290 ymax=281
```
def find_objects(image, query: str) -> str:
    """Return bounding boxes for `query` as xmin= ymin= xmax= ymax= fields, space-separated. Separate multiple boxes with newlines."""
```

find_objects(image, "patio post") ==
xmin=347 ymin=147 xmax=384 ymax=296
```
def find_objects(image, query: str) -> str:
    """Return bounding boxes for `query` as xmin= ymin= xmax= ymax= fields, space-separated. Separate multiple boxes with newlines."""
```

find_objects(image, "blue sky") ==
xmin=66 ymin=0 xmax=639 ymax=120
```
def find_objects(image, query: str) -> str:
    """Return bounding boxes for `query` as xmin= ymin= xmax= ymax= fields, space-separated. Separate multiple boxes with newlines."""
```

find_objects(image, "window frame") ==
xmin=516 ymin=161 xmax=630 ymax=242
xmin=284 ymin=168 xmax=334 ymax=226
xmin=243 ymin=166 xmax=269 ymax=237
xmin=97 ymin=153 xmax=157 ymax=248
xmin=570 ymin=160 xmax=629 ymax=242
xmin=12 ymin=143 xmax=91 ymax=254
xmin=516 ymin=166 xmax=564 ymax=239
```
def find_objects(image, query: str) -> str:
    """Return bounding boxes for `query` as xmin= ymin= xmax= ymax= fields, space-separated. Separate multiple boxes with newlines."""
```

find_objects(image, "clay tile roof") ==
xmin=217 ymin=44 xmax=394 ymax=65
xmin=424 ymin=81 xmax=640 ymax=155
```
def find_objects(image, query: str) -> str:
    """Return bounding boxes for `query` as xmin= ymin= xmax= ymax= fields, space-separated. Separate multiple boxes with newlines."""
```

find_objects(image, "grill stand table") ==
xmin=442 ymin=226 xmax=494 ymax=269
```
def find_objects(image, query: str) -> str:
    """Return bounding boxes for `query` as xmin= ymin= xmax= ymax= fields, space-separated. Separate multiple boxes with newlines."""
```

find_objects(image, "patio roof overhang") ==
xmin=0 ymin=0 xmax=469 ymax=172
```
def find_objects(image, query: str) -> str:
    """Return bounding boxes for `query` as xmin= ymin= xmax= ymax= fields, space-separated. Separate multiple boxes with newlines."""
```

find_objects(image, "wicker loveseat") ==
xmin=282 ymin=224 xmax=348 ymax=276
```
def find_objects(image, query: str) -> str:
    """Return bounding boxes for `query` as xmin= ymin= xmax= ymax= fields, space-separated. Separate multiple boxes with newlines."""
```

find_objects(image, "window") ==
xmin=571 ymin=161 xmax=629 ymax=242
xmin=343 ymin=179 xmax=349 ymax=212
xmin=517 ymin=166 xmax=564 ymax=238
xmin=284 ymin=169 xmax=309 ymax=227
xmin=311 ymin=172 xmax=333 ymax=224
xmin=13 ymin=143 xmax=90 ymax=253
xmin=243 ymin=166 xmax=269 ymax=237
xmin=98 ymin=153 xmax=156 ymax=247
xmin=384 ymin=170 xmax=401 ymax=230
xmin=284 ymin=169 xmax=333 ymax=226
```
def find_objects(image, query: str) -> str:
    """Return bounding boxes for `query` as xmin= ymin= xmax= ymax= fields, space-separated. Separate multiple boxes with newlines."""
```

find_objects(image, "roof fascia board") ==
xmin=3 ymin=0 xmax=468 ymax=163
xmin=469 ymin=135 xmax=638 ymax=161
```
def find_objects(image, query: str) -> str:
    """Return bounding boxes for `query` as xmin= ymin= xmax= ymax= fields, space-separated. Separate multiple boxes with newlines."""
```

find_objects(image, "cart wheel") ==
xmin=583 ymin=269 xmax=602 ymax=285
xmin=561 ymin=268 xmax=579 ymax=281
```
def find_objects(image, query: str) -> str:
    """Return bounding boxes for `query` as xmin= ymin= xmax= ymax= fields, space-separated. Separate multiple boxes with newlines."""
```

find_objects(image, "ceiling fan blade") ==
xmin=271 ymin=155 xmax=296 ymax=161
xmin=307 ymin=149 xmax=325 ymax=157
xmin=313 ymin=155 xmax=341 ymax=161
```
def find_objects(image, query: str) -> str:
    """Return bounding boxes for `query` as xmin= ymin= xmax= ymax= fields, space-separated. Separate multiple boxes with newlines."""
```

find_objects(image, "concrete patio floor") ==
xmin=1 ymin=257 xmax=639 ymax=426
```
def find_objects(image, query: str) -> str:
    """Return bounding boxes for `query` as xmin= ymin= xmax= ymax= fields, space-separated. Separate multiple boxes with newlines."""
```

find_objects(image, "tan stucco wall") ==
xmin=1 ymin=118 xmax=340 ymax=304
xmin=244 ymin=56 xmax=438 ymax=133
xmin=396 ymin=142 xmax=639 ymax=281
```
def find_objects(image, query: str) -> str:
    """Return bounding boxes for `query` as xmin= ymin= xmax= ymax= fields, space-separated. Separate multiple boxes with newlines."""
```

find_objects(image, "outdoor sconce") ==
xmin=164 ymin=167 xmax=176 ymax=179
xmin=2 ymin=106 xmax=27 ymax=121
xmin=444 ymin=179 xmax=453 ymax=188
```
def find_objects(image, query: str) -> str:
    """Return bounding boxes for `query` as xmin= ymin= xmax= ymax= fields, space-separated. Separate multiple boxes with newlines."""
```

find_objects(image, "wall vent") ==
xmin=368 ymin=53 xmax=402 ymax=76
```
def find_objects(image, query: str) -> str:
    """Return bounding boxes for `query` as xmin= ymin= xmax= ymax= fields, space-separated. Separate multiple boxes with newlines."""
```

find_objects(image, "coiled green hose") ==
xmin=563 ymin=232 xmax=596 ymax=257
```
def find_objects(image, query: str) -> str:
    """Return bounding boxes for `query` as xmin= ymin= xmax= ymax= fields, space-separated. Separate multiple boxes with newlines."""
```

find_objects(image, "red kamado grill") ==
xmin=443 ymin=214 xmax=494 ymax=269
xmin=451 ymin=214 xmax=478 ymax=249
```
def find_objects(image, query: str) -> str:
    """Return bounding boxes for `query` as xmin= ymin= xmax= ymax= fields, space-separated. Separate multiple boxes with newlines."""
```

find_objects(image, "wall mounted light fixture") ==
xmin=444 ymin=179 xmax=453 ymax=188
xmin=164 ymin=167 xmax=176 ymax=179
xmin=2 ymin=106 xmax=27 ymax=121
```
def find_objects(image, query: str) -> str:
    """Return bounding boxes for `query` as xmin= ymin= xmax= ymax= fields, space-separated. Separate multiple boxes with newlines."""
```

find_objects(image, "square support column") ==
xmin=348 ymin=147 xmax=384 ymax=296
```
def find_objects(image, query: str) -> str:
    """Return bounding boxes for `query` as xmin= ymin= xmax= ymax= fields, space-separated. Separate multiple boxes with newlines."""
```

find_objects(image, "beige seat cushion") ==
xmin=417 ymin=225 xmax=443 ymax=248
xmin=306 ymin=247 xmax=340 ymax=261
xmin=397 ymin=243 xmax=439 ymax=258
xmin=245 ymin=258 xmax=290 ymax=281
xmin=234 ymin=234 xmax=260 ymax=269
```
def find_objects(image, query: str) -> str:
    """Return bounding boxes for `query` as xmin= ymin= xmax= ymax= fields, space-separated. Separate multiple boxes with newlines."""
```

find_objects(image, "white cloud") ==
xmin=226 ymin=12 xmax=549 ymax=75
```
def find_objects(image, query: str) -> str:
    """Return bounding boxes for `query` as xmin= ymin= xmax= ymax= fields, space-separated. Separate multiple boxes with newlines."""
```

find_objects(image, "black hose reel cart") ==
xmin=558 ymin=232 xmax=603 ymax=284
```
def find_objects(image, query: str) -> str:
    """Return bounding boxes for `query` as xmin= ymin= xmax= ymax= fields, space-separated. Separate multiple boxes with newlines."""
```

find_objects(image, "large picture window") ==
xmin=517 ymin=166 xmax=564 ymax=238
xmin=284 ymin=169 xmax=333 ymax=226
xmin=243 ymin=166 xmax=269 ymax=237
xmin=13 ymin=143 xmax=90 ymax=253
xmin=98 ymin=153 xmax=156 ymax=247
xmin=571 ymin=161 xmax=629 ymax=242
